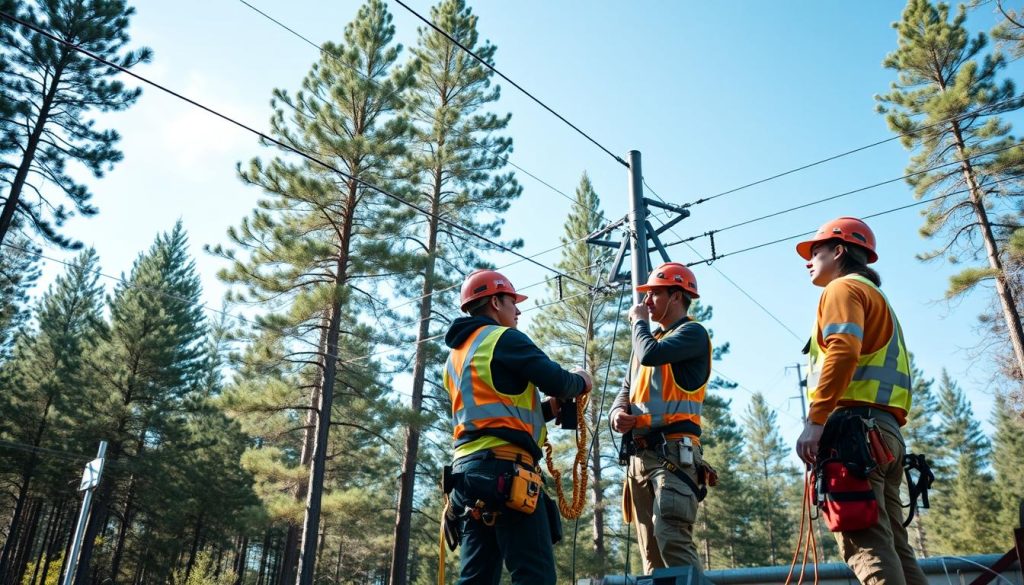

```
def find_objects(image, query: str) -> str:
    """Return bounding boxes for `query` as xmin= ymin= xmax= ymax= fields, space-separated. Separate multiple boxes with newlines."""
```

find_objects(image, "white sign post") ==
xmin=62 ymin=441 xmax=107 ymax=585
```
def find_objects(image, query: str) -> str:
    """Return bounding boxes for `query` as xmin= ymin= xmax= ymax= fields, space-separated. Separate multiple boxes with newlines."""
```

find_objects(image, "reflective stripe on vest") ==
xmin=629 ymin=321 xmax=711 ymax=431
xmin=444 ymin=325 xmax=546 ymax=447
xmin=807 ymin=275 xmax=913 ymax=413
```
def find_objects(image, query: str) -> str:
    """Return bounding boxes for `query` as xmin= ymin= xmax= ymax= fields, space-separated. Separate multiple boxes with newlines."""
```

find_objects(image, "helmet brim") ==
xmin=796 ymin=238 xmax=878 ymax=264
xmin=635 ymin=283 xmax=699 ymax=298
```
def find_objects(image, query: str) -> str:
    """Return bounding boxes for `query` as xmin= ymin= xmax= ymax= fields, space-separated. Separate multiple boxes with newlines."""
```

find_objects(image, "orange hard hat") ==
xmin=796 ymin=217 xmax=878 ymax=264
xmin=636 ymin=262 xmax=699 ymax=298
xmin=459 ymin=269 xmax=528 ymax=311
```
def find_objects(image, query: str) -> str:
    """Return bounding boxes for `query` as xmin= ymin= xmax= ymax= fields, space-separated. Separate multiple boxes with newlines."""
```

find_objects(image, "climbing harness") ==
xmin=901 ymin=453 xmax=934 ymax=527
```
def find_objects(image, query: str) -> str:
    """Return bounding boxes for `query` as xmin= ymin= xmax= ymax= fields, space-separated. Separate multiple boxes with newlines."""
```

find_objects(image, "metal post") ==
xmin=62 ymin=441 xmax=107 ymax=585
xmin=786 ymin=363 xmax=808 ymax=421
xmin=627 ymin=150 xmax=649 ymax=304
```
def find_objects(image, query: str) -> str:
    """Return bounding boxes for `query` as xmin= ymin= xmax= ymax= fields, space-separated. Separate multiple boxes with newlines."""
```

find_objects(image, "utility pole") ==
xmin=627 ymin=150 xmax=649 ymax=301
xmin=785 ymin=363 xmax=808 ymax=421
xmin=62 ymin=441 xmax=107 ymax=585
xmin=587 ymin=150 xmax=691 ymax=293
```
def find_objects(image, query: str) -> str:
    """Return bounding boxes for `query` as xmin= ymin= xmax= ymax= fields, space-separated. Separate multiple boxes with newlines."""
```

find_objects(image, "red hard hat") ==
xmin=796 ymin=217 xmax=878 ymax=264
xmin=459 ymin=269 xmax=528 ymax=311
xmin=636 ymin=262 xmax=699 ymax=298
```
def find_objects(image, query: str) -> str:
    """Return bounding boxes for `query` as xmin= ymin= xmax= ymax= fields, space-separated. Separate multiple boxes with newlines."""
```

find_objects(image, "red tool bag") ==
xmin=814 ymin=458 xmax=878 ymax=532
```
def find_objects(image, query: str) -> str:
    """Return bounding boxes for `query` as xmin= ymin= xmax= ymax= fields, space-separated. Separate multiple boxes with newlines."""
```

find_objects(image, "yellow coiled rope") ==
xmin=542 ymin=390 xmax=591 ymax=519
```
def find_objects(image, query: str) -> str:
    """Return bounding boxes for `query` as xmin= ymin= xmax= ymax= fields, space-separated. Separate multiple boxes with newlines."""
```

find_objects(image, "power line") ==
xmin=642 ymin=182 xmax=804 ymax=342
xmin=233 ymin=0 xmax=612 ymax=226
xmin=0 ymin=10 xmax=598 ymax=295
xmin=662 ymin=141 xmax=1024 ymax=249
xmin=391 ymin=0 xmax=629 ymax=168
xmin=680 ymin=94 xmax=1024 ymax=208
xmin=685 ymin=173 xmax=1024 ymax=265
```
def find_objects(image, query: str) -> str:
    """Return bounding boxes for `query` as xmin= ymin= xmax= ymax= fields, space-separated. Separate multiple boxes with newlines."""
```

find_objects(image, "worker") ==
xmin=794 ymin=217 xmax=927 ymax=585
xmin=443 ymin=269 xmax=592 ymax=585
xmin=609 ymin=262 xmax=711 ymax=574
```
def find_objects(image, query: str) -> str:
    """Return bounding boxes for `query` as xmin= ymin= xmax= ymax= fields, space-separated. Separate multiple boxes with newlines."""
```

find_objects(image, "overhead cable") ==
xmin=681 ymin=94 xmax=1024 ymax=208
xmin=391 ymin=0 xmax=629 ymax=168
xmin=0 ymin=10 xmax=598 ymax=293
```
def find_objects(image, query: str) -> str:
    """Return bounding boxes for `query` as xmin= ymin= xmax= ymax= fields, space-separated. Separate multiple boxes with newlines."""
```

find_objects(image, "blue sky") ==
xmin=25 ymin=1 xmax=1021 ymax=450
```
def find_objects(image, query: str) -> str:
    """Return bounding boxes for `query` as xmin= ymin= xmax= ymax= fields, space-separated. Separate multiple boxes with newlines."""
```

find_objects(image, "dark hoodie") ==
xmin=445 ymin=315 xmax=587 ymax=459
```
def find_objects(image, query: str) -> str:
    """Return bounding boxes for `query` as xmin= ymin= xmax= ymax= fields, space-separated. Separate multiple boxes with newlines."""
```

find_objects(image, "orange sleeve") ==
xmin=807 ymin=280 xmax=866 ymax=425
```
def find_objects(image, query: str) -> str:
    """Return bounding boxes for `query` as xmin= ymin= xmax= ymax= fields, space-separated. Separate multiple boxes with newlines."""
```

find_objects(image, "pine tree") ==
xmin=0 ymin=233 xmax=39 ymax=362
xmin=991 ymin=1 xmax=1024 ymax=59
xmin=737 ymin=393 xmax=799 ymax=566
xmin=386 ymin=2 xmax=522 ymax=580
xmin=530 ymin=173 xmax=629 ymax=579
xmin=74 ymin=221 xmax=209 ymax=583
xmin=0 ymin=248 xmax=104 ymax=583
xmin=211 ymin=3 xmax=413 ymax=578
xmin=697 ymin=393 xmax=747 ymax=569
xmin=991 ymin=393 xmax=1024 ymax=548
xmin=929 ymin=370 xmax=1002 ymax=554
xmin=877 ymin=0 xmax=1024 ymax=379
xmin=0 ymin=0 xmax=151 ymax=248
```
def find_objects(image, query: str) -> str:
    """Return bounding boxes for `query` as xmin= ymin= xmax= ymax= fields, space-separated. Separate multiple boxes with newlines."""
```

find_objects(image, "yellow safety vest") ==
xmin=444 ymin=325 xmax=546 ymax=458
xmin=807 ymin=275 xmax=913 ymax=414
xmin=629 ymin=321 xmax=711 ymax=436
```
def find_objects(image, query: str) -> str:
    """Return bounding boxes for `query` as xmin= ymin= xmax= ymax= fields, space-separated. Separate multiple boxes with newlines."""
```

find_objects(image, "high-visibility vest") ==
xmin=807 ymin=274 xmax=913 ymax=414
xmin=444 ymin=325 xmax=546 ymax=454
xmin=629 ymin=321 xmax=711 ymax=435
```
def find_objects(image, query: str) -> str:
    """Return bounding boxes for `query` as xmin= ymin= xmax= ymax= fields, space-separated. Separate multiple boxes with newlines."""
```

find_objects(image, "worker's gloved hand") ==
xmin=572 ymin=368 xmax=593 ymax=394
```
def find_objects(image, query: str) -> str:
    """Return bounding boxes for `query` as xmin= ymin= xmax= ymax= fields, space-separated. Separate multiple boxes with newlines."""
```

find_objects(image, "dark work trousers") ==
xmin=451 ymin=455 xmax=557 ymax=585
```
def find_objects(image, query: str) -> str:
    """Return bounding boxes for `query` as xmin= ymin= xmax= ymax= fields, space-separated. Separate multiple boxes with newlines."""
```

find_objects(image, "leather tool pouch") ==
xmin=543 ymin=492 xmax=562 ymax=544
xmin=505 ymin=464 xmax=541 ymax=514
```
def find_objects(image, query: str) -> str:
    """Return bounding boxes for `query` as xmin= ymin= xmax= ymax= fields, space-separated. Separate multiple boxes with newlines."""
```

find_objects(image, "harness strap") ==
xmin=646 ymin=448 xmax=708 ymax=502
xmin=901 ymin=453 xmax=934 ymax=527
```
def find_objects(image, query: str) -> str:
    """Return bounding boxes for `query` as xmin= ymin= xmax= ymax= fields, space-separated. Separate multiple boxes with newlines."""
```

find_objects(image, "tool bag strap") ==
xmin=653 ymin=451 xmax=708 ymax=502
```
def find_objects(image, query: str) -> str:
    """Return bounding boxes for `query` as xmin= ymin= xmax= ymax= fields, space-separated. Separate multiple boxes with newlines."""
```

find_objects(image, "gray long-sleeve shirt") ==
xmin=609 ymin=316 xmax=712 ymax=419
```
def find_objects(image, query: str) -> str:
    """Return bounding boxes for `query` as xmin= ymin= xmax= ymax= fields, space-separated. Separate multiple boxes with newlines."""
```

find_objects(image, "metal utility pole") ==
xmin=62 ymin=441 xmax=107 ymax=585
xmin=786 ymin=363 xmax=808 ymax=421
xmin=627 ymin=151 xmax=649 ymax=301
xmin=587 ymin=150 xmax=692 ymax=294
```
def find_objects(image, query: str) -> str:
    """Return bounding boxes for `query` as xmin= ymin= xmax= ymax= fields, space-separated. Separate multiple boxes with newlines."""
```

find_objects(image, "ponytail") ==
xmin=835 ymin=243 xmax=881 ymax=287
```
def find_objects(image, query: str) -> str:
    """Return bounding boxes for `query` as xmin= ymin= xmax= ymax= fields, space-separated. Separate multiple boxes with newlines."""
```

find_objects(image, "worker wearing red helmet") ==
xmin=442 ymin=269 xmax=592 ymax=585
xmin=609 ymin=262 xmax=712 ymax=573
xmin=794 ymin=217 xmax=926 ymax=585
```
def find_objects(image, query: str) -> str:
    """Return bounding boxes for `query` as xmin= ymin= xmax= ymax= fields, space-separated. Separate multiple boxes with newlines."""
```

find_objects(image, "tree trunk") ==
xmin=234 ymin=535 xmax=249 ymax=585
xmin=257 ymin=528 xmax=271 ymax=585
xmin=0 ymin=391 xmax=56 ymax=580
xmin=30 ymin=501 xmax=58 ymax=585
xmin=278 ymin=525 xmax=299 ymax=584
xmin=10 ymin=498 xmax=43 ymax=585
xmin=950 ymin=122 xmax=1024 ymax=379
xmin=108 ymin=471 xmax=140 ymax=583
xmin=38 ymin=498 xmax=66 ymax=585
xmin=295 ymin=177 xmax=358 ymax=585
xmin=183 ymin=514 xmax=205 ymax=582
xmin=0 ymin=54 xmax=68 ymax=245
xmin=389 ymin=169 xmax=442 ymax=585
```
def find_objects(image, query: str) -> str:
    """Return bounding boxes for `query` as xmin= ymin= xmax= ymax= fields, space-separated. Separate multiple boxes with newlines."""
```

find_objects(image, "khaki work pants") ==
xmin=627 ymin=441 xmax=702 ymax=574
xmin=836 ymin=420 xmax=928 ymax=585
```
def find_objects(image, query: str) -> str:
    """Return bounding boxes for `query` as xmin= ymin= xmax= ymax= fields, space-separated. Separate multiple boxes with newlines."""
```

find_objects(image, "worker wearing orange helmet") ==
xmin=442 ymin=269 xmax=592 ymax=585
xmin=794 ymin=217 xmax=926 ymax=585
xmin=609 ymin=262 xmax=712 ymax=573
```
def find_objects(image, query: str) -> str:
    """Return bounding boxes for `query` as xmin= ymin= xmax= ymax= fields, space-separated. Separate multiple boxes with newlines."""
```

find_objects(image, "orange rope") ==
xmin=786 ymin=469 xmax=820 ymax=585
xmin=543 ymin=392 xmax=590 ymax=519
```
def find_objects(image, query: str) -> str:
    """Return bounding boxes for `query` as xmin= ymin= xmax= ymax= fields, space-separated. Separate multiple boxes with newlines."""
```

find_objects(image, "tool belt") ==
xmin=620 ymin=430 xmax=716 ymax=502
xmin=813 ymin=407 xmax=932 ymax=531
